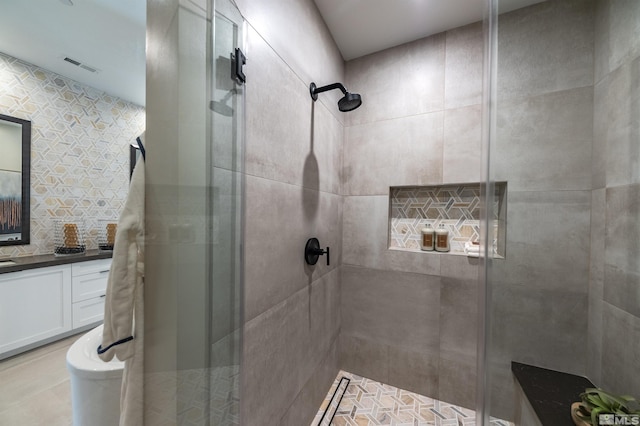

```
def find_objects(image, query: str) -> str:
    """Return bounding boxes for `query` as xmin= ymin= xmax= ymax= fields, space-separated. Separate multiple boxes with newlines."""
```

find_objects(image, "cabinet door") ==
xmin=0 ymin=265 xmax=72 ymax=356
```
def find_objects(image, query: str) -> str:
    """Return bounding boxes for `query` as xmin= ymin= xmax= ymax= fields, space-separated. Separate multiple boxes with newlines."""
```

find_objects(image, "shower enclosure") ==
xmin=143 ymin=0 xmax=640 ymax=424
xmin=483 ymin=0 xmax=640 ymax=423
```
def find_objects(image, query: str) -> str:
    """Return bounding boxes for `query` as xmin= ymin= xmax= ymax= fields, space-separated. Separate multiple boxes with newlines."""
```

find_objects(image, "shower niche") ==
xmin=388 ymin=183 xmax=507 ymax=257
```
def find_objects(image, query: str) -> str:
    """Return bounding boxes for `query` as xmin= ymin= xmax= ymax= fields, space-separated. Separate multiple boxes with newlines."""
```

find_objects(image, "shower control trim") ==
xmin=233 ymin=48 xmax=246 ymax=85
xmin=305 ymin=238 xmax=330 ymax=266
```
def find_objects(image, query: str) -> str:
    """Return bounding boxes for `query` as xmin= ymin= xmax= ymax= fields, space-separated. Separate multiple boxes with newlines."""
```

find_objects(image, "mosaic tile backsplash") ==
xmin=390 ymin=184 xmax=505 ymax=255
xmin=0 ymin=52 xmax=145 ymax=257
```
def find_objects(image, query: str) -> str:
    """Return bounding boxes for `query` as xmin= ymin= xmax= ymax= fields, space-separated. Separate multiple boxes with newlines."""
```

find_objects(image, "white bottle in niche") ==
xmin=420 ymin=223 xmax=435 ymax=251
xmin=435 ymin=224 xmax=450 ymax=252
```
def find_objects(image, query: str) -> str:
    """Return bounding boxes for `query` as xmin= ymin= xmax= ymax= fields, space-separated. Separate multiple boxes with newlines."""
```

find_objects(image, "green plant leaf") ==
xmin=592 ymin=406 xmax=604 ymax=426
xmin=599 ymin=390 xmax=633 ymax=409
xmin=588 ymin=393 xmax=608 ymax=409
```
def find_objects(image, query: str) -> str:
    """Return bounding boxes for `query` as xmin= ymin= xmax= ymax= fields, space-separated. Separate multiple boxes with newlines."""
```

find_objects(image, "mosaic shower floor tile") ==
xmin=312 ymin=371 xmax=513 ymax=426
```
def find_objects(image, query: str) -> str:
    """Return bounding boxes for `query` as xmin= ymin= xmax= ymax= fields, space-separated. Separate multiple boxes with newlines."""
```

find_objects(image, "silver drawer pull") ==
xmin=99 ymin=270 xmax=110 ymax=274
xmin=100 ymin=294 xmax=106 ymax=298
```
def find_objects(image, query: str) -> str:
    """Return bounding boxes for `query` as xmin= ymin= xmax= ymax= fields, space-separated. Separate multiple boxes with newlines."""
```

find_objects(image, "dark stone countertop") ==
xmin=512 ymin=361 xmax=595 ymax=426
xmin=0 ymin=249 xmax=112 ymax=275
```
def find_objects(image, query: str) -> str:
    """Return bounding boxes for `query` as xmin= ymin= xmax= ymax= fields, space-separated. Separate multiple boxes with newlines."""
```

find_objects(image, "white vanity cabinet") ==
xmin=0 ymin=257 xmax=112 ymax=359
xmin=71 ymin=258 xmax=112 ymax=329
xmin=0 ymin=265 xmax=72 ymax=356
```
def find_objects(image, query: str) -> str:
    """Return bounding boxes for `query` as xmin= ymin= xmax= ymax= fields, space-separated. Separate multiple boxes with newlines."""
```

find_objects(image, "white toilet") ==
xmin=66 ymin=324 xmax=125 ymax=426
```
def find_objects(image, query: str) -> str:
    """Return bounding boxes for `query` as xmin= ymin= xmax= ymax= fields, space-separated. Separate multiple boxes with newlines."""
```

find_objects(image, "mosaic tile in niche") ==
xmin=390 ymin=183 xmax=506 ymax=255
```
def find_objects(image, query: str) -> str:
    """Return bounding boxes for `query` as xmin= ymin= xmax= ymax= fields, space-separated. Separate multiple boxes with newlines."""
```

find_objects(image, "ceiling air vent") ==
xmin=63 ymin=57 xmax=81 ymax=66
xmin=79 ymin=64 xmax=98 ymax=73
xmin=63 ymin=56 xmax=100 ymax=73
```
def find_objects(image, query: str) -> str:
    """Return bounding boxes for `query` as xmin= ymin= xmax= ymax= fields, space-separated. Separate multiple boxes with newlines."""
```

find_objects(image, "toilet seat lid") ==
xmin=66 ymin=324 xmax=125 ymax=378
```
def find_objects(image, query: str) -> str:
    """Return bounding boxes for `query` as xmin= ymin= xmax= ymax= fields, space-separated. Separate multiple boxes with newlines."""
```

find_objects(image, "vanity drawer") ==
xmin=72 ymin=296 xmax=105 ymax=329
xmin=72 ymin=271 xmax=109 ymax=303
xmin=71 ymin=258 xmax=112 ymax=277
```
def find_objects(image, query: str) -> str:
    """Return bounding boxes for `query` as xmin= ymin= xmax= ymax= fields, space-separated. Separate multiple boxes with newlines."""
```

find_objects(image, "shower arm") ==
xmin=310 ymin=82 xmax=347 ymax=101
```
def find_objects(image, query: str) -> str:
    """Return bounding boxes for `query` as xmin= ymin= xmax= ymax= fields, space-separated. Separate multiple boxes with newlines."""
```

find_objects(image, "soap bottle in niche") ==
xmin=435 ymin=223 xmax=450 ymax=252
xmin=420 ymin=223 xmax=435 ymax=251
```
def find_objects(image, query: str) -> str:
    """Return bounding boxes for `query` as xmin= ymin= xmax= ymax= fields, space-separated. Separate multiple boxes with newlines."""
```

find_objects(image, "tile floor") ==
xmin=0 ymin=334 xmax=79 ymax=426
xmin=1 ymin=341 xmax=510 ymax=426
xmin=312 ymin=370 xmax=513 ymax=426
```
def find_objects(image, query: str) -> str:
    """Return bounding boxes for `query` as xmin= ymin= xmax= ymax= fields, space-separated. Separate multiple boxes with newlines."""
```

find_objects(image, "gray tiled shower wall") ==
xmin=488 ymin=0 xmax=596 ymax=419
xmin=236 ymin=0 xmax=345 ymax=424
xmin=341 ymin=19 xmax=486 ymax=410
xmin=589 ymin=0 xmax=640 ymax=401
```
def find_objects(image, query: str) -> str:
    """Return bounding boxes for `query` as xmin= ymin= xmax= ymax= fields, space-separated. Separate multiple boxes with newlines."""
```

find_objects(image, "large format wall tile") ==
xmin=601 ymin=302 xmax=640 ymax=398
xmin=440 ymin=255 xmax=480 ymax=281
xmin=443 ymin=104 xmax=482 ymax=184
xmin=339 ymin=334 xmax=389 ymax=386
xmin=341 ymin=265 xmax=440 ymax=354
xmin=438 ymin=355 xmax=477 ymax=410
xmin=243 ymin=288 xmax=309 ymax=426
xmin=311 ymin=100 xmax=343 ymax=195
xmin=244 ymin=175 xmax=342 ymax=322
xmin=440 ymin=277 xmax=478 ymax=361
xmin=240 ymin=2 xmax=346 ymax=423
xmin=587 ymin=189 xmax=605 ymax=384
xmin=592 ymin=70 xmax=608 ymax=190
xmin=444 ymin=22 xmax=484 ymax=110
xmin=487 ymin=362 xmax=518 ymax=421
xmin=342 ymin=195 xmax=441 ymax=275
xmin=280 ymin=342 xmax=338 ymax=426
xmin=0 ymin=53 xmax=145 ymax=258
xmin=604 ymin=184 xmax=640 ymax=318
xmin=497 ymin=0 xmax=594 ymax=100
xmin=245 ymin=27 xmax=309 ymax=186
xmin=236 ymin=0 xmax=344 ymax=122
xmin=596 ymin=58 xmax=640 ymax=188
xmin=243 ymin=269 xmax=340 ymax=426
xmin=388 ymin=346 xmax=439 ymax=398
xmin=594 ymin=0 xmax=611 ymax=85
xmin=344 ymin=112 xmax=444 ymax=195
xmin=594 ymin=0 xmax=640 ymax=83
xmin=494 ymin=87 xmax=593 ymax=191
xmin=490 ymin=282 xmax=588 ymax=376
xmin=345 ymin=34 xmax=445 ymax=127
xmin=587 ymin=292 xmax=604 ymax=385
xmin=245 ymin=28 xmax=342 ymax=193
xmin=491 ymin=190 xmax=591 ymax=294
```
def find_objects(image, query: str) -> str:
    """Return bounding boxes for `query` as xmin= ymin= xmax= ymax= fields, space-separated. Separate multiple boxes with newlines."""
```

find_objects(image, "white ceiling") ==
xmin=314 ymin=0 xmax=546 ymax=60
xmin=0 ymin=0 xmax=545 ymax=107
xmin=0 ymin=0 xmax=146 ymax=106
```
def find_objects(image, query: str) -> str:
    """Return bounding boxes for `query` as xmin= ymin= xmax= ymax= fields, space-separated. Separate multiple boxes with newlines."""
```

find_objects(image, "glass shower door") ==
xmin=482 ymin=0 xmax=640 ymax=424
xmin=208 ymin=0 xmax=245 ymax=424
xmin=144 ymin=0 xmax=245 ymax=424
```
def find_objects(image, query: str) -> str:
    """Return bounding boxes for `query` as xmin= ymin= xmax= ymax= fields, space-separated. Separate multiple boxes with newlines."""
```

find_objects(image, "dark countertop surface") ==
xmin=512 ymin=361 xmax=594 ymax=426
xmin=0 ymin=249 xmax=112 ymax=275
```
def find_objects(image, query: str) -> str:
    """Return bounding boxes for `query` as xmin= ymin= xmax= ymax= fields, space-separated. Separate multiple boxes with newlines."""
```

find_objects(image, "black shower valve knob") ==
xmin=304 ymin=238 xmax=330 ymax=266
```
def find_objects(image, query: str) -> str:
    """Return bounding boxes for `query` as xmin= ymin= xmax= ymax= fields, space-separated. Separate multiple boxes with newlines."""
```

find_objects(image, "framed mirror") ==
xmin=0 ymin=113 xmax=31 ymax=246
